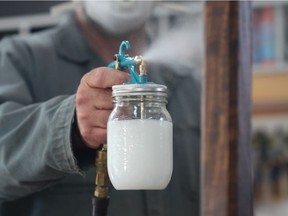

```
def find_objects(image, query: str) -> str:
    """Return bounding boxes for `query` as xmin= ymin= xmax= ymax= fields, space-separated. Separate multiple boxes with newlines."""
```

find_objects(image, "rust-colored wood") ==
xmin=202 ymin=1 xmax=253 ymax=216
xmin=253 ymin=102 xmax=288 ymax=116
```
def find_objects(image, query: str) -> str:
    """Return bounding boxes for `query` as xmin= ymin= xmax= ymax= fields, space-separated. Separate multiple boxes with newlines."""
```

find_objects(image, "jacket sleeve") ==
xmin=0 ymin=37 xmax=80 ymax=201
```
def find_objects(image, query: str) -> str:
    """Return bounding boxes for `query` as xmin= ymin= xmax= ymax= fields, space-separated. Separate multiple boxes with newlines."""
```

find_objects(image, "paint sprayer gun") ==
xmin=92 ymin=40 xmax=147 ymax=216
xmin=108 ymin=40 xmax=148 ymax=84
xmin=93 ymin=41 xmax=165 ymax=216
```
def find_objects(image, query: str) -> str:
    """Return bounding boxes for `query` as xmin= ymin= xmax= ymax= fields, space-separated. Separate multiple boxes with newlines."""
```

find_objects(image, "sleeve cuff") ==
xmin=70 ymin=111 xmax=96 ymax=171
xmin=50 ymin=95 xmax=97 ymax=174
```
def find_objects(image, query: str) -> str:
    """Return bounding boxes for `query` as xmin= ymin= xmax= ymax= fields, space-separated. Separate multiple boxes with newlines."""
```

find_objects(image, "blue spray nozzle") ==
xmin=108 ymin=41 xmax=148 ymax=84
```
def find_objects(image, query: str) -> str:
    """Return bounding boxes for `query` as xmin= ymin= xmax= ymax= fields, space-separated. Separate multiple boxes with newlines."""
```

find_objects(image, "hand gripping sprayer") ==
xmin=92 ymin=40 xmax=149 ymax=216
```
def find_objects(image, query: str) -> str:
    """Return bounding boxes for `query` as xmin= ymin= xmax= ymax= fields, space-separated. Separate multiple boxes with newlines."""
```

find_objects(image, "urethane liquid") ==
xmin=107 ymin=119 xmax=173 ymax=190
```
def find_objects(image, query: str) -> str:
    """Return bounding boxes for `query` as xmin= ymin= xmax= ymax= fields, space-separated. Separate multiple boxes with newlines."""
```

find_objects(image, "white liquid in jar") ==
xmin=107 ymin=119 xmax=173 ymax=190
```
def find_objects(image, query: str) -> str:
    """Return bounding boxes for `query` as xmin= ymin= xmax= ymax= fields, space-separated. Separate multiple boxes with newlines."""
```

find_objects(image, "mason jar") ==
xmin=107 ymin=84 xmax=173 ymax=190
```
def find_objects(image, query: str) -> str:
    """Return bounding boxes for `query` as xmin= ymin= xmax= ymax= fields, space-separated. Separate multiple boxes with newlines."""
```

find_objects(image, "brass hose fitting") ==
xmin=94 ymin=144 xmax=109 ymax=198
xmin=92 ymin=144 xmax=110 ymax=216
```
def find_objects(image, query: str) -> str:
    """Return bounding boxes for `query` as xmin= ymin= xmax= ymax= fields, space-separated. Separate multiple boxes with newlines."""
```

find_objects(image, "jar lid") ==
xmin=112 ymin=84 xmax=167 ymax=97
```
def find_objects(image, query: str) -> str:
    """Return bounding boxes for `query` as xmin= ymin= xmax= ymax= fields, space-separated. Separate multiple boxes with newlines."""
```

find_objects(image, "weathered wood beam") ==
xmin=202 ymin=1 xmax=253 ymax=216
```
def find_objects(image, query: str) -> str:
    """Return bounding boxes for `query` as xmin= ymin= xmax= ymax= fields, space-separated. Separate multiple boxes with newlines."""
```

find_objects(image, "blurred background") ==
xmin=252 ymin=1 xmax=288 ymax=216
xmin=0 ymin=1 xmax=287 ymax=216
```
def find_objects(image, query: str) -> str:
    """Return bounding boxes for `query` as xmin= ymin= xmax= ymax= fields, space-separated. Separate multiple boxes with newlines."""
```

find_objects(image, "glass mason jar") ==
xmin=107 ymin=84 xmax=173 ymax=190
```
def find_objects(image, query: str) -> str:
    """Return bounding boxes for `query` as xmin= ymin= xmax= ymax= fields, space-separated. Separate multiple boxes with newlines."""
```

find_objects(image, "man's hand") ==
xmin=76 ymin=67 xmax=129 ymax=149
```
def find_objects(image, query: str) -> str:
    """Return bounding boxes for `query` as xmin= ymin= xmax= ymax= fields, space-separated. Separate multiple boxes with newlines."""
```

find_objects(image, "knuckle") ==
xmin=76 ymin=91 xmax=88 ymax=107
xmin=76 ymin=112 xmax=88 ymax=123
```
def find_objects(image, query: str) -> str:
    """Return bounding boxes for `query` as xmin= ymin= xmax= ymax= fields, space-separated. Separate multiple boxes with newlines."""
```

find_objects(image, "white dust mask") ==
xmin=84 ymin=1 xmax=155 ymax=35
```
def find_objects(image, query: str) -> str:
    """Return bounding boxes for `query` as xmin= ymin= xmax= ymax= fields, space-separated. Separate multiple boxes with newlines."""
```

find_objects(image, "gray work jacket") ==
xmin=0 ymin=13 xmax=201 ymax=216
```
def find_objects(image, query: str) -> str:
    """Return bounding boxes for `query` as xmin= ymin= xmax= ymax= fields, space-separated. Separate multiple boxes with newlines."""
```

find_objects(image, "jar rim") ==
xmin=112 ymin=84 xmax=167 ymax=97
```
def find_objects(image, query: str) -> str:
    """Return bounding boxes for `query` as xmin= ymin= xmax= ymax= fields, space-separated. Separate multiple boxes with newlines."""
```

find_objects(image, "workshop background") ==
xmin=0 ymin=1 xmax=288 ymax=216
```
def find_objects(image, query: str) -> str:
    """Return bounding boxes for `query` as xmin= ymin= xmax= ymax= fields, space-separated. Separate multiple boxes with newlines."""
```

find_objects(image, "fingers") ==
xmin=80 ymin=127 xmax=107 ymax=149
xmin=77 ymin=109 xmax=111 ymax=129
xmin=77 ymin=87 xmax=113 ymax=110
xmin=85 ymin=67 xmax=130 ymax=88
xmin=76 ymin=67 xmax=129 ymax=149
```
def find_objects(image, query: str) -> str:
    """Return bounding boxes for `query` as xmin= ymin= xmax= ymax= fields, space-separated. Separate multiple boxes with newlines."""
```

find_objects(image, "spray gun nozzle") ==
xmin=108 ymin=41 xmax=150 ymax=84
xmin=134 ymin=56 xmax=146 ymax=76
xmin=134 ymin=55 xmax=143 ymax=64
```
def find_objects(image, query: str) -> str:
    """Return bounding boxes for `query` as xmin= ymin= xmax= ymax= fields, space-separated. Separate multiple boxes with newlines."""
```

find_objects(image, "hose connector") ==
xmin=94 ymin=144 xmax=109 ymax=198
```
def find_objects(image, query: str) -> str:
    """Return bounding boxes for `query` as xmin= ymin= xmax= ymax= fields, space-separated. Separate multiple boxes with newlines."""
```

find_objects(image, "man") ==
xmin=0 ymin=1 xmax=201 ymax=216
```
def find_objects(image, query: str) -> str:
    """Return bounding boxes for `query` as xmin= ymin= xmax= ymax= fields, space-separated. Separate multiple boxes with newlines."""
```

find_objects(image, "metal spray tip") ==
xmin=134 ymin=56 xmax=147 ymax=76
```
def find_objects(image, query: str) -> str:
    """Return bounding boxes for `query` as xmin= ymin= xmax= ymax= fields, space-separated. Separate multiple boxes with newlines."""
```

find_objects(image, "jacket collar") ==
xmin=53 ymin=12 xmax=99 ymax=63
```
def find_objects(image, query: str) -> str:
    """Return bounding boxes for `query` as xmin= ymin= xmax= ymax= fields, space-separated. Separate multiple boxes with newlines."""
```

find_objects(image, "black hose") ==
xmin=92 ymin=196 xmax=110 ymax=216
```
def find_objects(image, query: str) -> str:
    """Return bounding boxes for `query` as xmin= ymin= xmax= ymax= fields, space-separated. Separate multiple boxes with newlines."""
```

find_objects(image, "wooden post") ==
xmin=201 ymin=1 xmax=253 ymax=216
